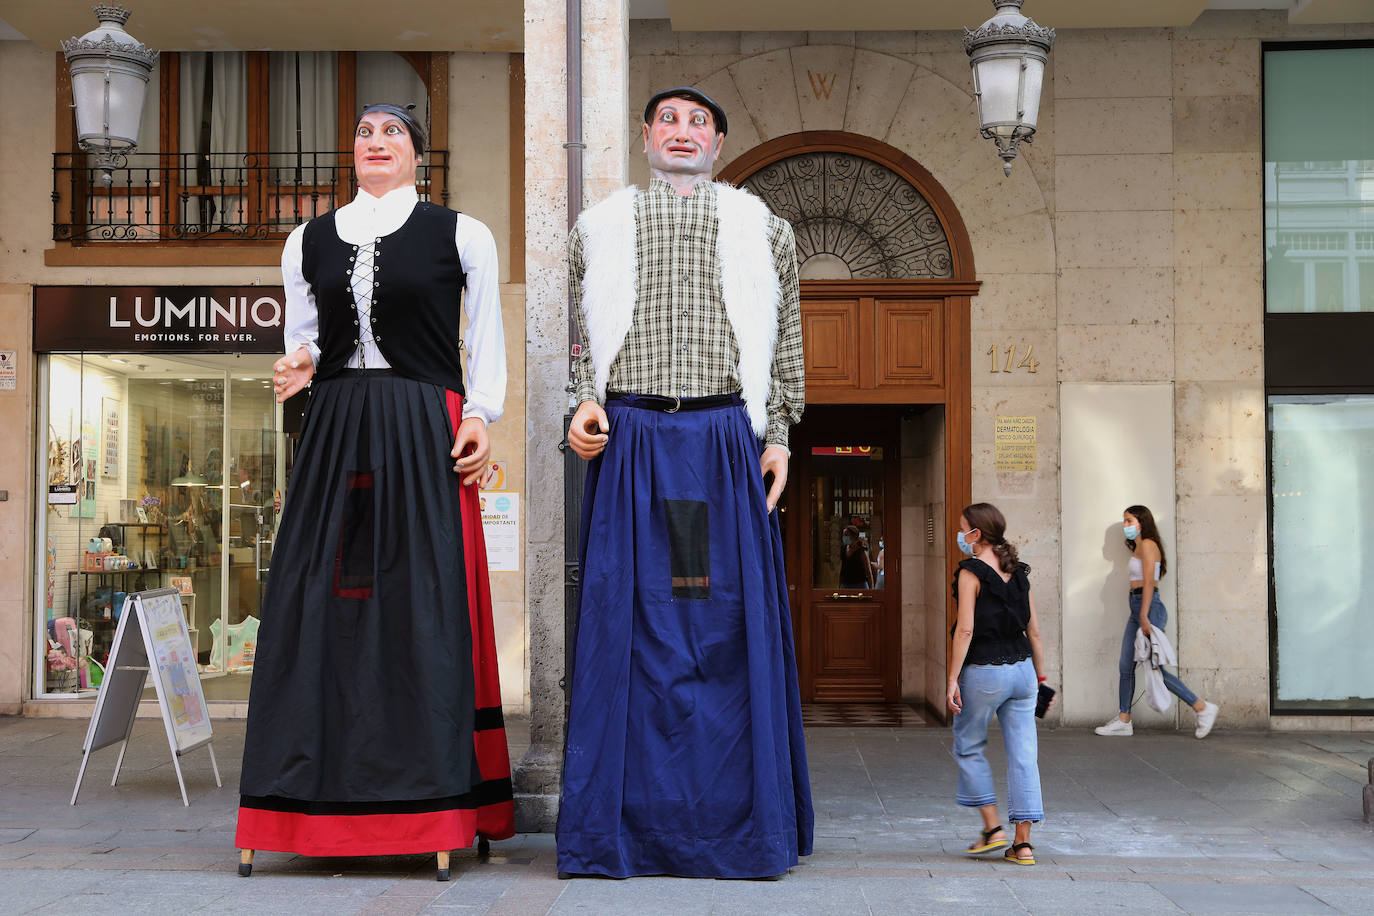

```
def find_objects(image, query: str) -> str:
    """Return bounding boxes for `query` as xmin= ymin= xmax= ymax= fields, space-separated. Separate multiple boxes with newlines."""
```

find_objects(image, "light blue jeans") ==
xmin=951 ymin=657 xmax=1044 ymax=823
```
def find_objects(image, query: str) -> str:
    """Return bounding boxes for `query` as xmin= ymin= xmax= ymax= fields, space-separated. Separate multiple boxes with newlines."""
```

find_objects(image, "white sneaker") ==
xmin=1195 ymin=702 xmax=1219 ymax=739
xmin=1094 ymin=717 xmax=1133 ymax=736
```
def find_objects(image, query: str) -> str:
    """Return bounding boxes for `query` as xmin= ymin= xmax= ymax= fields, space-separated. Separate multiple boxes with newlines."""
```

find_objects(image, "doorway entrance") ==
xmin=719 ymin=131 xmax=977 ymax=723
xmin=782 ymin=404 xmax=951 ymax=718
xmin=786 ymin=408 xmax=898 ymax=702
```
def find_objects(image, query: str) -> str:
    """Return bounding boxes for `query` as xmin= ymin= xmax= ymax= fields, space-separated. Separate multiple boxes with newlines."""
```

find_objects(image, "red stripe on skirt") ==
xmin=449 ymin=390 xmax=516 ymax=841
xmin=237 ymin=807 xmax=478 ymax=857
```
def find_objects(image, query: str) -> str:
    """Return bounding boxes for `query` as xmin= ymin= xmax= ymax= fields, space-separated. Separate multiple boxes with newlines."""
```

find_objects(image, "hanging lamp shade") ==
xmin=61 ymin=6 xmax=158 ymax=185
xmin=964 ymin=0 xmax=1055 ymax=177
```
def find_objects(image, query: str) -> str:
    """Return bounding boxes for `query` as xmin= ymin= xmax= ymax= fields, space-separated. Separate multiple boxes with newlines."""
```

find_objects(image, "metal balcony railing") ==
xmin=52 ymin=150 xmax=449 ymax=243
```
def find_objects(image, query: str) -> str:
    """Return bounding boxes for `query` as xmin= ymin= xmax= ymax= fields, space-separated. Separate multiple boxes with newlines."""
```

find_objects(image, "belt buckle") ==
xmin=665 ymin=395 xmax=681 ymax=413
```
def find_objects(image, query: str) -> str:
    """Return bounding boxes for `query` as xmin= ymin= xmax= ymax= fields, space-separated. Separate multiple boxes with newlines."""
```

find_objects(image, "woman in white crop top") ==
xmin=1094 ymin=504 xmax=1220 ymax=739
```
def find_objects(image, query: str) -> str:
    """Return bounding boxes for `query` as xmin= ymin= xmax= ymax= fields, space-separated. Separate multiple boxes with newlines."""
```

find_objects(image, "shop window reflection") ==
xmin=38 ymin=354 xmax=283 ymax=702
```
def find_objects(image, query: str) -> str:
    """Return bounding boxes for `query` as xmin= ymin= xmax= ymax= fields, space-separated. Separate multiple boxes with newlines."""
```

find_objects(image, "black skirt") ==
xmin=237 ymin=370 xmax=485 ymax=856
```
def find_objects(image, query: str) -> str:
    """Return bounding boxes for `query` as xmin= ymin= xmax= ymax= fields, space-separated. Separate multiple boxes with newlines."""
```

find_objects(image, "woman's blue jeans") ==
xmin=1119 ymin=592 xmax=1199 ymax=713
xmin=951 ymin=657 xmax=1044 ymax=823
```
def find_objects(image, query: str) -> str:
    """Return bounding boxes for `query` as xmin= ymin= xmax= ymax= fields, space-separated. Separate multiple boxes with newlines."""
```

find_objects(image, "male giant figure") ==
xmin=555 ymin=87 xmax=814 ymax=879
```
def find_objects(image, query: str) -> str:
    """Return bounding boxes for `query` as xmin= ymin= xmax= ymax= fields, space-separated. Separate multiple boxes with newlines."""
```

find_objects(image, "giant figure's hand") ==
xmin=273 ymin=347 xmax=315 ymax=403
xmin=761 ymin=445 xmax=789 ymax=513
xmin=451 ymin=416 xmax=491 ymax=486
xmin=569 ymin=400 xmax=609 ymax=460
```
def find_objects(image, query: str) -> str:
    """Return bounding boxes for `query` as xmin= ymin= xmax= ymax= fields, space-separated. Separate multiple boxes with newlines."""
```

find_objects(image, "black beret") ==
xmin=643 ymin=86 xmax=728 ymax=136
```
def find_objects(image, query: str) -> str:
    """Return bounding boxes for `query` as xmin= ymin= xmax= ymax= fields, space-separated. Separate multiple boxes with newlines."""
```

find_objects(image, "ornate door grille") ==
xmin=739 ymin=152 xmax=954 ymax=280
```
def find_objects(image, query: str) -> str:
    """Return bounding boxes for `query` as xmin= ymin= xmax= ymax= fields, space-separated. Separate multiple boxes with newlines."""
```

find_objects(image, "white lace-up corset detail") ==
xmin=348 ymin=240 xmax=380 ymax=368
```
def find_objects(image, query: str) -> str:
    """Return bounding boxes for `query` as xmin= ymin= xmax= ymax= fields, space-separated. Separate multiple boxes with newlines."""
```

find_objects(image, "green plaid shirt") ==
xmin=570 ymin=179 xmax=805 ymax=448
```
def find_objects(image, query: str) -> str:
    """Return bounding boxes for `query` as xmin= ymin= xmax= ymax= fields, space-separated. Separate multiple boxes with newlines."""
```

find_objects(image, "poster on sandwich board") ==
xmin=70 ymin=587 xmax=221 ymax=806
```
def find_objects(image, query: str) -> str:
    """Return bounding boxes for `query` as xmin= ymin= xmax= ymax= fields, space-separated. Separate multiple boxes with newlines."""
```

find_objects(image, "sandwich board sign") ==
xmin=71 ymin=587 xmax=222 ymax=806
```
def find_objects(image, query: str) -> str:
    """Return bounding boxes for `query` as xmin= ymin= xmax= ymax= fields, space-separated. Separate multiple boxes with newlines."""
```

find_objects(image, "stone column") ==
xmin=514 ymin=0 xmax=628 ymax=833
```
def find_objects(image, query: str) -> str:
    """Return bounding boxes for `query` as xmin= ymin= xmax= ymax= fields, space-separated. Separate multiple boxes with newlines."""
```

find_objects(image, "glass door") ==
xmin=792 ymin=407 xmax=901 ymax=703
xmin=219 ymin=374 xmax=280 ymax=695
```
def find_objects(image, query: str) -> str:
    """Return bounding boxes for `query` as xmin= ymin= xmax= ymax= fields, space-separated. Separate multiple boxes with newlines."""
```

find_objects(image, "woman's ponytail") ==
xmin=962 ymin=502 xmax=1020 ymax=574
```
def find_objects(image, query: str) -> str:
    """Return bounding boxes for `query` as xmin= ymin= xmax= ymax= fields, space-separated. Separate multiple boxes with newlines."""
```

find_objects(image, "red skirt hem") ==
xmin=235 ymin=807 xmax=478 ymax=857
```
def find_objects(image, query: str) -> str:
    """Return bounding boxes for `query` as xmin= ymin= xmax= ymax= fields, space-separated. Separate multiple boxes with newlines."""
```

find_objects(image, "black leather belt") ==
xmin=606 ymin=392 xmax=741 ymax=413
xmin=1129 ymin=587 xmax=1144 ymax=595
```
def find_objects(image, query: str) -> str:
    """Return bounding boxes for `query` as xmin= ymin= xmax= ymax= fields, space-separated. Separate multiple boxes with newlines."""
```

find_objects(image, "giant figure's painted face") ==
xmin=642 ymin=97 xmax=724 ymax=179
xmin=354 ymin=111 xmax=419 ymax=193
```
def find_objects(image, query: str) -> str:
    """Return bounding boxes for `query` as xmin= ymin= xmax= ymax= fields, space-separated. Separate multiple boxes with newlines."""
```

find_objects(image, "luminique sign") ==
xmin=34 ymin=286 xmax=286 ymax=353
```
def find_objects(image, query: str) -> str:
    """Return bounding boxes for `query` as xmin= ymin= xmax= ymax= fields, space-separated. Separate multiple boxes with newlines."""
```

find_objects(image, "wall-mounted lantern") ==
xmin=964 ymin=0 xmax=1055 ymax=177
xmin=61 ymin=5 xmax=158 ymax=185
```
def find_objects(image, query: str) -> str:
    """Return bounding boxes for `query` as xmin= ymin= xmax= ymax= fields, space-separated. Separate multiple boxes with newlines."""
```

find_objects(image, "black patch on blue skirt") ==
xmin=664 ymin=498 xmax=710 ymax=599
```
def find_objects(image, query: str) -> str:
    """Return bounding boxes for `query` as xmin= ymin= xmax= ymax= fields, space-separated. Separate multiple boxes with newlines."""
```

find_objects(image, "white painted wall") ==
xmin=1060 ymin=383 xmax=1178 ymax=728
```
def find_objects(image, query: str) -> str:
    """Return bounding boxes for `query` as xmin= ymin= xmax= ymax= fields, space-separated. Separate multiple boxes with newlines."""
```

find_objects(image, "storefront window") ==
xmin=37 ymin=354 xmax=282 ymax=701
xmin=1264 ymin=46 xmax=1374 ymax=313
xmin=1269 ymin=395 xmax=1374 ymax=709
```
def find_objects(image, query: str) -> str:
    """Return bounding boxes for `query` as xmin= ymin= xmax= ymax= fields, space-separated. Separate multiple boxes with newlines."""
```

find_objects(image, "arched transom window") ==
xmin=739 ymin=152 xmax=954 ymax=280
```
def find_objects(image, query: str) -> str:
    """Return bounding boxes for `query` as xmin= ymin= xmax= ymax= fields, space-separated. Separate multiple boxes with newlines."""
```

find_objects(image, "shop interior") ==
xmin=39 ymin=352 xmax=285 ymax=703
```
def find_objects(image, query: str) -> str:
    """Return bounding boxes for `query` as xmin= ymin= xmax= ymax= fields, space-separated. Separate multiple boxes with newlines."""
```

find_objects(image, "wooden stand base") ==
xmin=235 ymin=843 xmax=483 ymax=879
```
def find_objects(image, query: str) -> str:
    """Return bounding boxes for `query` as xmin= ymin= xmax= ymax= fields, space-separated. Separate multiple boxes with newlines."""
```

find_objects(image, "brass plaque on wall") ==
xmin=994 ymin=415 xmax=1036 ymax=471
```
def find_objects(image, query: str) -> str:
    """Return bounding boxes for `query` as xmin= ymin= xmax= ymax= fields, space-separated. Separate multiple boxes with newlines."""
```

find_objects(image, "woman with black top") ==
xmin=234 ymin=104 xmax=513 ymax=877
xmin=947 ymin=503 xmax=1047 ymax=866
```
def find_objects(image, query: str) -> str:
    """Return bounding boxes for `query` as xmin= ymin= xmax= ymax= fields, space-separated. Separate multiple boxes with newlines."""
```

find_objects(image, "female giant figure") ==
xmin=235 ymin=104 xmax=512 ymax=878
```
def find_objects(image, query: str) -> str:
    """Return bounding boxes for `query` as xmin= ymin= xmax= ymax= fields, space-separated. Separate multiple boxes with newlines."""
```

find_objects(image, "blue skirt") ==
xmin=556 ymin=396 xmax=814 ymax=878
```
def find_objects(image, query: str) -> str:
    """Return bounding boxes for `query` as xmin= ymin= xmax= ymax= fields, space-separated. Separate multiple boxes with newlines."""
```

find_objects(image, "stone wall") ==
xmin=625 ymin=9 xmax=1374 ymax=726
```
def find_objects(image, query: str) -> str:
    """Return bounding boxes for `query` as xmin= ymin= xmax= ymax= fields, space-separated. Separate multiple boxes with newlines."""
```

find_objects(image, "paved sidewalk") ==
xmin=1 ymin=716 xmax=1371 ymax=914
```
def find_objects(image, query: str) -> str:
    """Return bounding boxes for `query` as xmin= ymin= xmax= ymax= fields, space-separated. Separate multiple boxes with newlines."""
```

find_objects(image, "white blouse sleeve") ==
xmin=281 ymin=224 xmax=321 ymax=368
xmin=455 ymin=214 xmax=507 ymax=426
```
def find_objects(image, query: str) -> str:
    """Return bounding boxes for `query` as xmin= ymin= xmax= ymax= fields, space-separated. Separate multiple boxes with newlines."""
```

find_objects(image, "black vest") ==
xmin=301 ymin=202 xmax=466 ymax=393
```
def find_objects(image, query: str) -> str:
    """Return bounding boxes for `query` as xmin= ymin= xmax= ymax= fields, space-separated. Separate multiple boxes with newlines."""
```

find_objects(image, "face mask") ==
xmin=956 ymin=530 xmax=976 ymax=557
xmin=1123 ymin=524 xmax=1139 ymax=540
xmin=878 ymin=540 xmax=884 ymax=550
xmin=842 ymin=535 xmax=853 ymax=546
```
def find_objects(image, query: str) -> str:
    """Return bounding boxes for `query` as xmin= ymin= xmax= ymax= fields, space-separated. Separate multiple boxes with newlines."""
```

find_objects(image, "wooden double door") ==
xmin=779 ymin=281 xmax=973 ymax=711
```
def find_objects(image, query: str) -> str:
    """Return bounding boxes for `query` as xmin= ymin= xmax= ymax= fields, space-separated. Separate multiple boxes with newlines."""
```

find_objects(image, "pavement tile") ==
xmin=356 ymin=898 xmax=435 ymax=915
xmin=1301 ymin=884 xmax=1374 ymax=913
xmin=480 ymin=872 xmax=567 ymax=916
xmin=1007 ymin=877 xmax=1181 ymax=914
xmin=548 ymin=875 xmax=715 ymax=914
xmin=1152 ymin=880 xmax=1337 ymax=913
xmin=0 ymin=868 xmax=109 ymax=910
xmin=860 ymin=875 xmax=1024 ymax=914
xmin=710 ymin=875 xmax=870 ymax=915
xmin=31 ymin=892 xmax=228 ymax=915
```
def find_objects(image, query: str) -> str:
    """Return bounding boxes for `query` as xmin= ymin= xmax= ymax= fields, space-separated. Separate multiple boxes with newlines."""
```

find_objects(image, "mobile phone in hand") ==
xmin=1035 ymin=683 xmax=1055 ymax=718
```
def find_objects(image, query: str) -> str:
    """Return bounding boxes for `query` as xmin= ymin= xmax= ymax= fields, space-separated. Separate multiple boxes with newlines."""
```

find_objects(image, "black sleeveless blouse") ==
xmin=951 ymin=558 xmax=1033 ymax=668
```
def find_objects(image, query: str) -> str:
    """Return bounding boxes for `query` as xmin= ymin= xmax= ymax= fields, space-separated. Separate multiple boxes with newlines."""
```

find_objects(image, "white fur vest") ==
xmin=575 ymin=182 xmax=781 ymax=438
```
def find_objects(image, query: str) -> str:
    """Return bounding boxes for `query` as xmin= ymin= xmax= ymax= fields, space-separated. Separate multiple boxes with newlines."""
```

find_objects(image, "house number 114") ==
xmin=988 ymin=344 xmax=1039 ymax=373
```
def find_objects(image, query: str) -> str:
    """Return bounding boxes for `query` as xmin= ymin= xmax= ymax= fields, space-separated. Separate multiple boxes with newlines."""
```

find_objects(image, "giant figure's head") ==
xmin=354 ymin=103 xmax=426 ymax=196
xmin=641 ymin=86 xmax=727 ymax=181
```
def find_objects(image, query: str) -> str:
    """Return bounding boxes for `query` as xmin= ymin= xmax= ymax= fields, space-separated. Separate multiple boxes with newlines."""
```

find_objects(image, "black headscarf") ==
xmin=356 ymin=103 xmax=427 ymax=156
